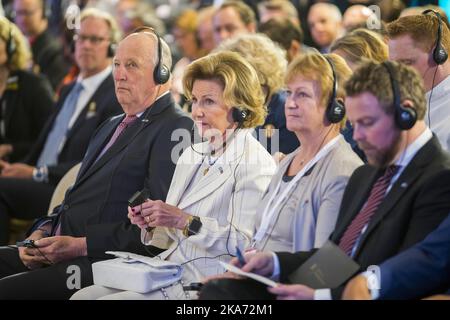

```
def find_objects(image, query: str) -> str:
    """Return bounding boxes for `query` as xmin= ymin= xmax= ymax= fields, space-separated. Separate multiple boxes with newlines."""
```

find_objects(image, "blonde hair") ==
xmin=331 ymin=28 xmax=388 ymax=66
xmin=80 ymin=8 xmax=122 ymax=45
xmin=0 ymin=17 xmax=31 ymax=71
xmin=345 ymin=61 xmax=426 ymax=120
xmin=387 ymin=13 xmax=450 ymax=55
xmin=183 ymin=51 xmax=266 ymax=128
xmin=285 ymin=53 xmax=352 ymax=128
xmin=215 ymin=33 xmax=287 ymax=104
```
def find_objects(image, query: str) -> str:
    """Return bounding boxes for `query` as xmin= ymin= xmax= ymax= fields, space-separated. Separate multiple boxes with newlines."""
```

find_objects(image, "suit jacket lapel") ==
xmin=65 ymin=75 xmax=113 ymax=140
xmin=353 ymin=136 xmax=439 ymax=257
xmin=166 ymin=149 xmax=204 ymax=207
xmin=178 ymin=162 xmax=232 ymax=209
xmin=75 ymin=94 xmax=173 ymax=186
xmin=332 ymin=167 xmax=381 ymax=242
xmin=175 ymin=130 xmax=247 ymax=209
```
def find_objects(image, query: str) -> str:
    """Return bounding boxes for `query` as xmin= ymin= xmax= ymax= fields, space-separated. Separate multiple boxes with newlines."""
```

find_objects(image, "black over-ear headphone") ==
xmin=323 ymin=55 xmax=346 ymax=124
xmin=382 ymin=61 xmax=417 ymax=130
xmin=423 ymin=9 xmax=448 ymax=65
xmin=231 ymin=107 xmax=249 ymax=125
xmin=133 ymin=26 xmax=170 ymax=84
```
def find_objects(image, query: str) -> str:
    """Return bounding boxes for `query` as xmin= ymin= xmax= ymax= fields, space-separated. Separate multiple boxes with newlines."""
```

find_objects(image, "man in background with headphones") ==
xmin=0 ymin=8 xmax=122 ymax=245
xmin=387 ymin=10 xmax=450 ymax=152
xmin=12 ymin=0 xmax=69 ymax=90
xmin=0 ymin=24 xmax=193 ymax=298
xmin=200 ymin=61 xmax=450 ymax=300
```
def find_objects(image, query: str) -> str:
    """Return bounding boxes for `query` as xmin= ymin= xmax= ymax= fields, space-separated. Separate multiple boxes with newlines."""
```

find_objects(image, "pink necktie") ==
xmin=338 ymin=165 xmax=400 ymax=256
xmin=95 ymin=115 xmax=138 ymax=162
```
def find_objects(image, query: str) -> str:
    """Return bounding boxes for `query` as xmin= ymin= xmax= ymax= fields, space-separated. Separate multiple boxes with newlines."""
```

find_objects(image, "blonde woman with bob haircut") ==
xmin=72 ymin=51 xmax=276 ymax=300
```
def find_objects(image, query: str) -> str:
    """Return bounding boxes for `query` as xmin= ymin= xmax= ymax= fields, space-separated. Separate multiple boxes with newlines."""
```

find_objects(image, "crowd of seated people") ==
xmin=0 ymin=0 xmax=448 ymax=300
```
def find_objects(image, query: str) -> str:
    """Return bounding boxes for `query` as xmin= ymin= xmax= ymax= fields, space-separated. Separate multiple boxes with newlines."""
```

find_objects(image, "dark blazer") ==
xmin=256 ymin=91 xmax=299 ymax=155
xmin=24 ymin=73 xmax=122 ymax=185
xmin=31 ymin=94 xmax=193 ymax=260
xmin=379 ymin=212 xmax=450 ymax=300
xmin=277 ymin=136 xmax=450 ymax=298
xmin=31 ymin=29 xmax=70 ymax=90
xmin=0 ymin=70 xmax=54 ymax=162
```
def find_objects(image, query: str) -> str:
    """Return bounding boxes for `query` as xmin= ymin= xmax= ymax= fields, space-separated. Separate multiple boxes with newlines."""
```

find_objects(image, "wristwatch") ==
xmin=183 ymin=216 xmax=202 ymax=237
xmin=32 ymin=166 xmax=48 ymax=183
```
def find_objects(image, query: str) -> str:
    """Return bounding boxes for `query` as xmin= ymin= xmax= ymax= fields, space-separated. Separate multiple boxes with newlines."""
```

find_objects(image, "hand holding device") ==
xmin=16 ymin=239 xmax=37 ymax=248
xmin=128 ymin=189 xmax=153 ymax=232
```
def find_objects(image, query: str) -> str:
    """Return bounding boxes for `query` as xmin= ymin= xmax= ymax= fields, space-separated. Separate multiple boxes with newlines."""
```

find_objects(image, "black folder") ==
xmin=288 ymin=241 xmax=360 ymax=289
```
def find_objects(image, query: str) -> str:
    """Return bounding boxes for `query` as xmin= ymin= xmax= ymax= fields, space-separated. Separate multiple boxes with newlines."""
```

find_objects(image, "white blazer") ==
xmin=142 ymin=129 xmax=276 ymax=284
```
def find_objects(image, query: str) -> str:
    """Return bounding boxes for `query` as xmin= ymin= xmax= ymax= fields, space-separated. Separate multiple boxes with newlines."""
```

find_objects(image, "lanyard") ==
xmin=252 ymin=135 xmax=341 ymax=246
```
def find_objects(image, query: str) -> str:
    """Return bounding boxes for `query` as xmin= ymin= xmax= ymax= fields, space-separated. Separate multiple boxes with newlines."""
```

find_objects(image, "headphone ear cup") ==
xmin=395 ymin=104 xmax=417 ymax=130
xmin=153 ymin=63 xmax=170 ymax=84
xmin=107 ymin=43 xmax=116 ymax=58
xmin=326 ymin=100 xmax=346 ymax=124
xmin=232 ymin=107 xmax=248 ymax=124
xmin=433 ymin=44 xmax=448 ymax=65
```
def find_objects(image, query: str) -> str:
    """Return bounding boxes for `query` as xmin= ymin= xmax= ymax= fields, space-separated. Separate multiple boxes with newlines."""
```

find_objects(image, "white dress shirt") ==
xmin=67 ymin=66 xmax=112 ymax=128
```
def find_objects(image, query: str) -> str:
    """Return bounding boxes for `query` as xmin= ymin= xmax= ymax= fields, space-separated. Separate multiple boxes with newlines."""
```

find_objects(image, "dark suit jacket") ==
xmin=30 ymin=93 xmax=193 ymax=260
xmin=256 ymin=91 xmax=299 ymax=155
xmin=31 ymin=29 xmax=70 ymax=90
xmin=24 ymin=73 xmax=122 ymax=185
xmin=379 ymin=213 xmax=450 ymax=299
xmin=0 ymin=70 xmax=54 ymax=162
xmin=277 ymin=136 xmax=450 ymax=298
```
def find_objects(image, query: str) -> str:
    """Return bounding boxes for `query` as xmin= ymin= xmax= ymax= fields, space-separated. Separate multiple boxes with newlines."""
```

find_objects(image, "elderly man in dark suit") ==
xmin=0 ymin=23 xmax=193 ymax=299
xmin=0 ymin=9 xmax=123 ymax=245
xmin=199 ymin=61 xmax=450 ymax=300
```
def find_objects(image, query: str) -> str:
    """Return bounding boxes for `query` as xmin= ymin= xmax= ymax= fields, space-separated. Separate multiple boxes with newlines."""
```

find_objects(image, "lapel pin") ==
xmin=142 ymin=119 xmax=149 ymax=123
xmin=400 ymin=182 xmax=408 ymax=188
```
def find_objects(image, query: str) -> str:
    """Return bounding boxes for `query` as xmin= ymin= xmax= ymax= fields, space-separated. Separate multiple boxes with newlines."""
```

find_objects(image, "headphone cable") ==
xmin=427 ymin=65 xmax=439 ymax=129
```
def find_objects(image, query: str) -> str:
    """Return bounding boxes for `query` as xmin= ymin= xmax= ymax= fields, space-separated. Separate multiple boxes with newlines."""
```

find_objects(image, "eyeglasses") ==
xmin=11 ymin=8 xmax=40 ymax=18
xmin=73 ymin=34 xmax=109 ymax=45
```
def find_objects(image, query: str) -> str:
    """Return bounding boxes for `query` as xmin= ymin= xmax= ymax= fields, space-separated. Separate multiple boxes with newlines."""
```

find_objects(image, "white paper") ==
xmin=219 ymin=261 xmax=278 ymax=287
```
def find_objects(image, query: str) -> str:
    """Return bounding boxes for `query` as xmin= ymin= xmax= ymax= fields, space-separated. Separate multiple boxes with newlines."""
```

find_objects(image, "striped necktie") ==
xmin=338 ymin=165 xmax=400 ymax=256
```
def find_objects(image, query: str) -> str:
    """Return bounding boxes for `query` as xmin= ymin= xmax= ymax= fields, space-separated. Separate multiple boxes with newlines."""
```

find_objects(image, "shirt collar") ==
xmin=76 ymin=66 xmax=112 ymax=96
xmin=394 ymin=127 xmax=433 ymax=168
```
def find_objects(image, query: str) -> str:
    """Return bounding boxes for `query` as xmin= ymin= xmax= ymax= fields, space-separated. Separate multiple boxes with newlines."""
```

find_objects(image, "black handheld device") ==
xmin=128 ymin=189 xmax=149 ymax=208
xmin=128 ymin=189 xmax=153 ymax=232
xmin=16 ymin=239 xmax=37 ymax=248
xmin=183 ymin=282 xmax=204 ymax=291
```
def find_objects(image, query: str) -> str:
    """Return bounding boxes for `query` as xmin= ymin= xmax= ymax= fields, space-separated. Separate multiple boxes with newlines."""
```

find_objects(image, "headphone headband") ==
xmin=132 ymin=26 xmax=170 ymax=84
xmin=323 ymin=55 xmax=345 ymax=124
xmin=422 ymin=9 xmax=448 ymax=65
xmin=381 ymin=61 xmax=417 ymax=130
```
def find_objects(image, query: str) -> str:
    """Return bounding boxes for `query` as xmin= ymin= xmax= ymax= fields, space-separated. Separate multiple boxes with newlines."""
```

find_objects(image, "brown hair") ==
xmin=387 ymin=13 xmax=450 ymax=55
xmin=345 ymin=61 xmax=426 ymax=120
